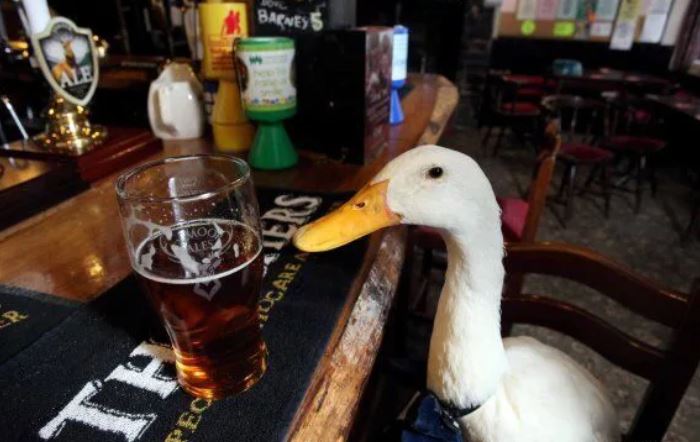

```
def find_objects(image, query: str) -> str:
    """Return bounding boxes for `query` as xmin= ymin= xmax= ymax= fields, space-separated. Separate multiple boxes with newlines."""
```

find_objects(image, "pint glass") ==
xmin=116 ymin=155 xmax=266 ymax=398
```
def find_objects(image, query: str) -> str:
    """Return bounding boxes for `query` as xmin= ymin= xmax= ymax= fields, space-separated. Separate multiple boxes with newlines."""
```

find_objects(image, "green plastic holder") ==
xmin=248 ymin=121 xmax=298 ymax=170
xmin=235 ymin=36 xmax=299 ymax=171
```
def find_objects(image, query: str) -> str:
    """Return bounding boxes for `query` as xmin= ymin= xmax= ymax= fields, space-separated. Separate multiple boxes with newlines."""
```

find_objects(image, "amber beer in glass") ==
xmin=116 ymin=155 xmax=266 ymax=398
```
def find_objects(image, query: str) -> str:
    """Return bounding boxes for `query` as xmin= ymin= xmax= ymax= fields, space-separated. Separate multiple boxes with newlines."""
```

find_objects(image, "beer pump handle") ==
xmin=0 ymin=118 xmax=9 ymax=149
xmin=1 ymin=95 xmax=30 ymax=141
xmin=18 ymin=0 xmax=51 ymax=35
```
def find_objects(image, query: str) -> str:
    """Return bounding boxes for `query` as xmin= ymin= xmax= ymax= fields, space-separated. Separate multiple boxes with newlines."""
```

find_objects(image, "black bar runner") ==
xmin=0 ymin=188 xmax=366 ymax=442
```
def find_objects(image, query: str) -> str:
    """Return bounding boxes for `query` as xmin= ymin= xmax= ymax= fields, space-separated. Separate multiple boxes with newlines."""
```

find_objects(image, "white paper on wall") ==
xmin=517 ymin=0 xmax=539 ymax=20
xmin=596 ymin=0 xmax=622 ymax=21
xmin=639 ymin=0 xmax=672 ymax=43
xmin=537 ymin=0 xmax=560 ymax=19
xmin=557 ymin=0 xmax=579 ymax=19
xmin=591 ymin=21 xmax=614 ymax=37
xmin=501 ymin=0 xmax=518 ymax=12
xmin=610 ymin=0 xmax=642 ymax=50
xmin=662 ymin=0 xmax=690 ymax=46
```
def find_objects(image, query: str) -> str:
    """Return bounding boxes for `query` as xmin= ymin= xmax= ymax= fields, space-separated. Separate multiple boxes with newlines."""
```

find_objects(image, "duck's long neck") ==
xmin=426 ymin=223 xmax=508 ymax=408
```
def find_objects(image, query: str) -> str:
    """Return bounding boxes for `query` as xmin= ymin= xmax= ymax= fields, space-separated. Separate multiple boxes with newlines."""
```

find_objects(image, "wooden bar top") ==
xmin=0 ymin=73 xmax=459 ymax=441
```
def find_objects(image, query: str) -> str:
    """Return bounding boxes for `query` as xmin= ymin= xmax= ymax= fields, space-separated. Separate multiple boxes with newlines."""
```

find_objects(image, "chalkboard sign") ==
xmin=254 ymin=0 xmax=329 ymax=35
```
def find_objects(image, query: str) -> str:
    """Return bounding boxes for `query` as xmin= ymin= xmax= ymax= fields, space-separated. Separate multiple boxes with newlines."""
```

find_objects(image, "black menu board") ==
xmin=253 ymin=0 xmax=329 ymax=35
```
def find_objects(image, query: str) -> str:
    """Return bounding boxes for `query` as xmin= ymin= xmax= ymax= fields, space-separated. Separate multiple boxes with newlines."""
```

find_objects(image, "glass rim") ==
xmin=115 ymin=154 xmax=251 ymax=204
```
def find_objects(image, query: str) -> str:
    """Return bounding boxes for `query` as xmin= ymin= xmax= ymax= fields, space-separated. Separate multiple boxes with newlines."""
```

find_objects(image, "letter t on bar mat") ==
xmin=0 ymin=189 xmax=367 ymax=442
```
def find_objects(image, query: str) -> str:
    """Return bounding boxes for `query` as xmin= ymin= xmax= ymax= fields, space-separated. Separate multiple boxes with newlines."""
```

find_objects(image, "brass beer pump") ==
xmin=19 ymin=0 xmax=106 ymax=154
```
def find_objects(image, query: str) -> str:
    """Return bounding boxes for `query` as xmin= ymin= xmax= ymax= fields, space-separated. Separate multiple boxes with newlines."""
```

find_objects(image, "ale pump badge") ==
xmin=30 ymin=17 xmax=106 ymax=154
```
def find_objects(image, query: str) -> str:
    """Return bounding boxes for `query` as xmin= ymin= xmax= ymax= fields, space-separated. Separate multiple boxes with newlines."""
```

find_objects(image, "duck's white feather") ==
xmin=376 ymin=145 xmax=619 ymax=442
xmin=463 ymin=336 xmax=619 ymax=442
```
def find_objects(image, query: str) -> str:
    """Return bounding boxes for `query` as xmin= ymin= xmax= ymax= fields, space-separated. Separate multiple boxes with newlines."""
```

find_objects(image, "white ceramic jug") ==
xmin=148 ymin=63 xmax=204 ymax=140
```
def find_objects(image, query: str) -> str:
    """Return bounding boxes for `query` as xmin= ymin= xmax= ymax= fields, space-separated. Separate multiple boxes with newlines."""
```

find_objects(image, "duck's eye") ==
xmin=427 ymin=167 xmax=443 ymax=179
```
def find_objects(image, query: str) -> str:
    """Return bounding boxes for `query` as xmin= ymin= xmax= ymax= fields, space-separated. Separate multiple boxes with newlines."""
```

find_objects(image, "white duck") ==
xmin=293 ymin=145 xmax=619 ymax=442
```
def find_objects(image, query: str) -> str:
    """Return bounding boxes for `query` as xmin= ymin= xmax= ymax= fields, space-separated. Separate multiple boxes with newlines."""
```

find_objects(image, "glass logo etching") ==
xmin=129 ymin=212 xmax=261 ymax=301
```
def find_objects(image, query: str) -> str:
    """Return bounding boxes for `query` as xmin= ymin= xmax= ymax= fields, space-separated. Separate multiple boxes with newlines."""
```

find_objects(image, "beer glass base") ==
xmin=178 ymin=342 xmax=268 ymax=400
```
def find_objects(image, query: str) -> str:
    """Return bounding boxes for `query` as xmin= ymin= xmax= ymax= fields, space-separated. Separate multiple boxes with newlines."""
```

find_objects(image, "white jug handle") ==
xmin=157 ymin=86 xmax=175 ymax=129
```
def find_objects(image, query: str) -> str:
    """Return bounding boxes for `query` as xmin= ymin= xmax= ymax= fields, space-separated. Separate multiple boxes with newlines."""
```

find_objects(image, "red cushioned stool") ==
xmin=481 ymin=74 xmax=549 ymax=155
xmin=602 ymin=98 xmax=667 ymax=213
xmin=542 ymin=95 xmax=613 ymax=224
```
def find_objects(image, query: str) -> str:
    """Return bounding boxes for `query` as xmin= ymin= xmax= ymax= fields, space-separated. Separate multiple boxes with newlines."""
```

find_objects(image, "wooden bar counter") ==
xmin=0 ymin=74 xmax=458 ymax=440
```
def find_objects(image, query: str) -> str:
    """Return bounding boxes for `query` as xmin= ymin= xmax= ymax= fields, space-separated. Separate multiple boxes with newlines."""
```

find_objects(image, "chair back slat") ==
xmin=502 ymin=295 xmax=666 ymax=379
xmin=522 ymin=120 xmax=560 ymax=242
xmin=627 ymin=285 xmax=700 ymax=441
xmin=504 ymin=242 xmax=687 ymax=327
xmin=541 ymin=94 xmax=605 ymax=145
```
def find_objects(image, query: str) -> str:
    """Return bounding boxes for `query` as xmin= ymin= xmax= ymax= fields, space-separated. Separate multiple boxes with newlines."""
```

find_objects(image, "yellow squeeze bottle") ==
xmin=199 ymin=0 xmax=254 ymax=152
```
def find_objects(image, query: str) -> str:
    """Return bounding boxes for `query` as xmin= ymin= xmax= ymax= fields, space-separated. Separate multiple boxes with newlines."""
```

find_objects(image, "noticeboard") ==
xmin=497 ymin=0 xmax=674 ymax=49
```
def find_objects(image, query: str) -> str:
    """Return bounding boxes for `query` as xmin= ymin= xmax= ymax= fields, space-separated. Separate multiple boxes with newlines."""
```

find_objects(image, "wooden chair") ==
xmin=502 ymin=241 xmax=700 ymax=441
xmin=500 ymin=119 xmax=561 ymax=243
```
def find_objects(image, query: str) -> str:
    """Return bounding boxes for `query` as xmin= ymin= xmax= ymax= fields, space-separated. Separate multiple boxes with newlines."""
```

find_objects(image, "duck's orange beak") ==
xmin=293 ymin=180 xmax=401 ymax=252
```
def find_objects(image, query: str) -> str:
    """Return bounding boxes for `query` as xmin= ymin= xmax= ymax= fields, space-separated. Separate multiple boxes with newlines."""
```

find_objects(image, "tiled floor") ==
xmin=422 ymin=98 xmax=700 ymax=441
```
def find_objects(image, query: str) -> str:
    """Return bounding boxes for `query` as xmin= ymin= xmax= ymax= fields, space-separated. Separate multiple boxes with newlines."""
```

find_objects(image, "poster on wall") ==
xmin=557 ymin=0 xmax=579 ymax=19
xmin=590 ymin=20 xmax=614 ymax=36
xmin=574 ymin=0 xmax=600 ymax=39
xmin=517 ymin=0 xmax=538 ymax=20
xmin=501 ymin=0 xmax=518 ymax=13
xmin=537 ymin=0 xmax=560 ymax=19
xmin=595 ymin=0 xmax=621 ymax=20
xmin=610 ymin=0 xmax=643 ymax=49
xmin=639 ymin=0 xmax=673 ymax=43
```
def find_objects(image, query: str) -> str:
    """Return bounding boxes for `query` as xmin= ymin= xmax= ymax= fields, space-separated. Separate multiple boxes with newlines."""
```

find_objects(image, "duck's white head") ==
xmin=294 ymin=145 xmax=502 ymax=252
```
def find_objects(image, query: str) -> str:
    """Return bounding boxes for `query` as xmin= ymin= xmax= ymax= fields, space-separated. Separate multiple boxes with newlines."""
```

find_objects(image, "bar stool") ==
xmin=481 ymin=74 xmax=545 ymax=154
xmin=542 ymin=95 xmax=613 ymax=224
xmin=602 ymin=97 xmax=666 ymax=213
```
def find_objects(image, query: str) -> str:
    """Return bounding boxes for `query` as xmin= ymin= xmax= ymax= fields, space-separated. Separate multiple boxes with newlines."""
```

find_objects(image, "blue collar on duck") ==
xmin=399 ymin=391 xmax=483 ymax=442
xmin=434 ymin=391 xmax=482 ymax=432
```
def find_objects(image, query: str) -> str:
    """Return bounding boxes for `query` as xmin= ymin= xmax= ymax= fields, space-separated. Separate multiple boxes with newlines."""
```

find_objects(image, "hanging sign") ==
xmin=30 ymin=17 xmax=99 ymax=106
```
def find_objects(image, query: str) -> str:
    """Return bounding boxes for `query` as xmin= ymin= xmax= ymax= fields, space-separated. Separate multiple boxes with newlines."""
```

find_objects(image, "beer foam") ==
xmin=134 ymin=219 xmax=262 ymax=285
